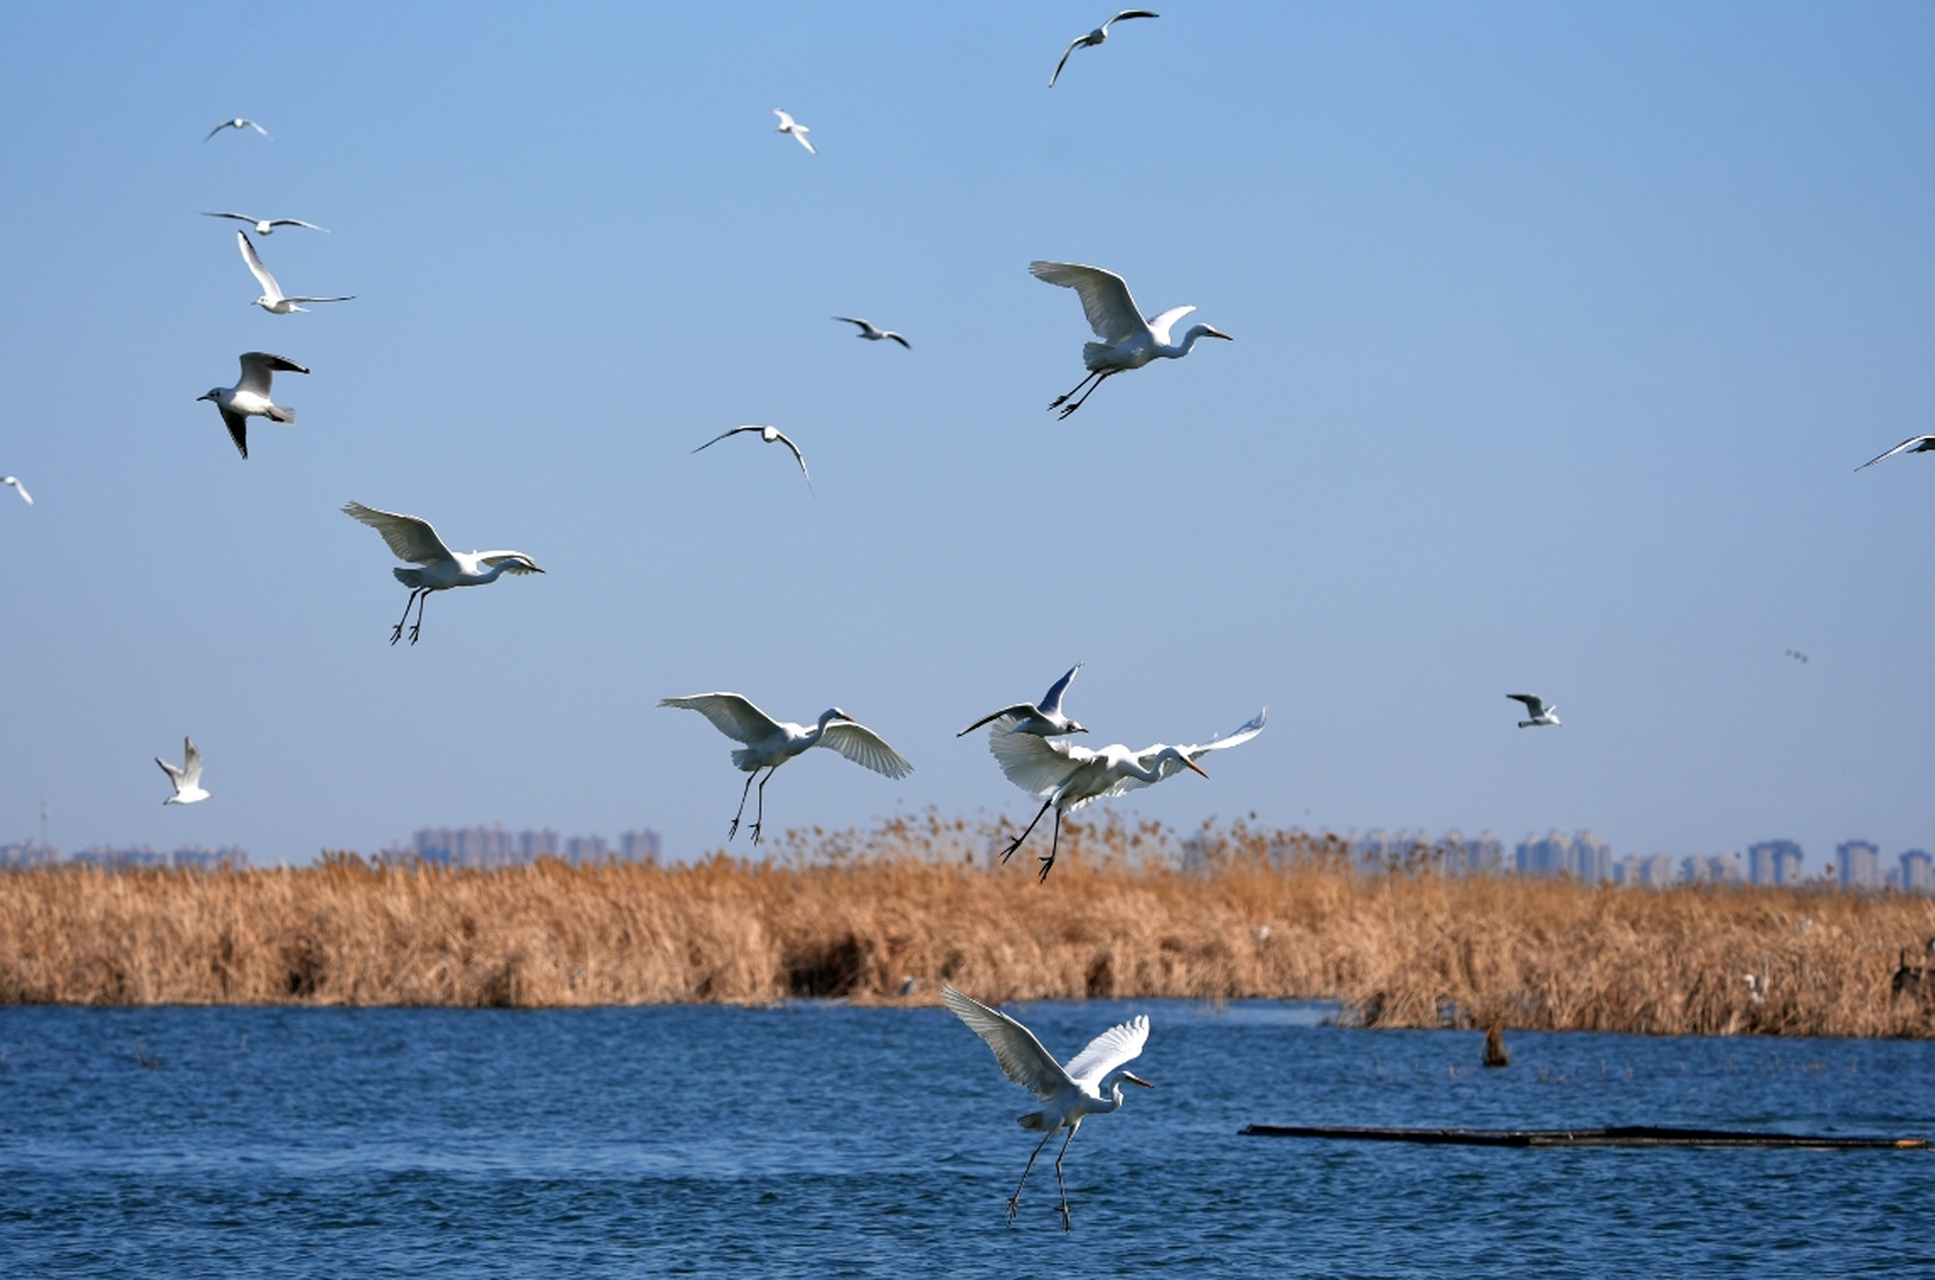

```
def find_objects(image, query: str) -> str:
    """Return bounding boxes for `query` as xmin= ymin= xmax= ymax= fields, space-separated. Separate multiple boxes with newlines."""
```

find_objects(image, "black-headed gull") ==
xmin=1049 ymin=10 xmax=1160 ymax=88
xmin=342 ymin=502 xmax=544 ymax=646
xmin=238 ymin=232 xmax=353 ymax=314
xmin=958 ymin=663 xmax=1086 ymax=738
xmin=1507 ymin=694 xmax=1560 ymax=727
xmin=833 ymin=316 xmax=911 ymax=348
xmin=2 ymin=476 xmax=30 ymax=505
xmin=205 ymin=118 xmax=272 ymax=141
xmin=204 ymin=211 xmax=328 ymax=236
xmin=774 ymin=110 xmax=816 ymax=154
xmin=157 ymin=738 xmax=210 ymax=805
xmin=197 ymin=352 xmax=308 ymax=460
xmin=692 ymin=425 xmax=812 ymax=489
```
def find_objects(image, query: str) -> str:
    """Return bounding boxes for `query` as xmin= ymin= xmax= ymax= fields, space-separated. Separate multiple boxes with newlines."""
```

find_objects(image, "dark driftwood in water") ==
xmin=1239 ymin=1124 xmax=1929 ymax=1149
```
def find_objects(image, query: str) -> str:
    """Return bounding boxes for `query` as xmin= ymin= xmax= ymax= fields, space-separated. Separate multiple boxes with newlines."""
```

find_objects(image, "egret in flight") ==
xmin=1049 ymin=10 xmax=1160 ymax=88
xmin=197 ymin=351 xmax=308 ymax=459
xmin=989 ymin=708 xmax=1266 ymax=880
xmin=833 ymin=316 xmax=911 ymax=348
xmin=1856 ymin=434 xmax=1935 ymax=470
xmin=692 ymin=425 xmax=811 ymax=489
xmin=2 ymin=476 xmax=30 ymax=505
xmin=156 ymin=738 xmax=210 ymax=805
xmin=238 ymin=232 xmax=354 ymax=314
xmin=958 ymin=663 xmax=1086 ymax=738
xmin=660 ymin=693 xmax=911 ymax=845
xmin=942 ymin=984 xmax=1152 ymax=1232
xmin=205 ymin=117 xmax=271 ymax=141
xmin=773 ymin=110 xmax=816 ymax=153
xmin=1506 ymin=694 xmax=1560 ymax=728
xmin=203 ymin=211 xmax=328 ymax=236
xmin=1031 ymin=261 xmax=1230 ymax=418
xmin=342 ymin=502 xmax=544 ymax=645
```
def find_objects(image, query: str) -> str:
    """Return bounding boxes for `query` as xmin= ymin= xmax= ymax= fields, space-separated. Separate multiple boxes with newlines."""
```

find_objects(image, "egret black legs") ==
xmin=407 ymin=590 xmax=430 ymax=644
xmin=1052 ymin=1125 xmax=1079 ymax=1232
xmin=1036 ymin=811 xmax=1064 ymax=883
xmin=1006 ymin=1128 xmax=1058 ymax=1224
xmin=1000 ymin=798 xmax=1056 ymax=864
xmin=389 ymin=589 xmax=424 ymax=645
xmin=1051 ymin=370 xmax=1116 ymax=419
xmin=749 ymin=768 xmax=776 ymax=846
xmin=1048 ymin=370 xmax=1103 ymax=413
xmin=729 ymin=770 xmax=759 ymax=840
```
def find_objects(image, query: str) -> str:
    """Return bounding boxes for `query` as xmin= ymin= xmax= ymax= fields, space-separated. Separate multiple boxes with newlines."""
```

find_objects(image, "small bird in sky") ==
xmin=692 ymin=425 xmax=811 ymax=489
xmin=1785 ymin=649 xmax=1809 ymax=664
xmin=1049 ymin=10 xmax=1160 ymax=88
xmin=833 ymin=316 xmax=911 ymax=348
xmin=342 ymin=502 xmax=544 ymax=646
xmin=238 ymin=232 xmax=354 ymax=314
xmin=773 ymin=109 xmax=816 ymax=153
xmin=1031 ymin=260 xmax=1230 ymax=418
xmin=197 ymin=352 xmax=308 ymax=459
xmin=1507 ymin=694 xmax=1560 ymax=728
xmin=204 ymin=117 xmax=271 ymax=141
xmin=157 ymin=737 xmax=210 ymax=805
xmin=2 ymin=476 xmax=30 ymax=505
xmin=943 ymin=984 xmax=1152 ymax=1232
xmin=203 ymin=212 xmax=328 ymax=236
xmin=1856 ymin=434 xmax=1935 ymax=470
xmin=661 ymin=693 xmax=912 ymax=845
xmin=958 ymin=663 xmax=1086 ymax=738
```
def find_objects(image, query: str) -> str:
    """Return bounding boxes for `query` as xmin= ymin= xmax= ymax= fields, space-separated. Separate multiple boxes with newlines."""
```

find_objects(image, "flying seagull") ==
xmin=1856 ymin=434 xmax=1935 ymax=470
xmin=1031 ymin=261 xmax=1230 ymax=418
xmin=833 ymin=316 xmax=911 ymax=348
xmin=1507 ymin=694 xmax=1560 ymax=728
xmin=1049 ymin=10 xmax=1160 ymax=88
xmin=205 ymin=118 xmax=272 ymax=141
xmin=203 ymin=212 xmax=329 ymax=236
xmin=157 ymin=738 xmax=210 ymax=805
xmin=2 ymin=476 xmax=30 ymax=505
xmin=958 ymin=663 xmax=1086 ymax=738
xmin=197 ymin=352 xmax=308 ymax=459
xmin=943 ymin=984 xmax=1152 ymax=1232
xmin=342 ymin=502 xmax=544 ymax=646
xmin=692 ymin=425 xmax=811 ymax=489
xmin=238 ymin=232 xmax=353 ymax=314
xmin=774 ymin=109 xmax=816 ymax=153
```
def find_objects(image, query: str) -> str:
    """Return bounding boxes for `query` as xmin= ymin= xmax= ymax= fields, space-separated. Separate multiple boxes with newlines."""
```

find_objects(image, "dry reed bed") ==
xmin=2 ymin=817 xmax=1930 ymax=1037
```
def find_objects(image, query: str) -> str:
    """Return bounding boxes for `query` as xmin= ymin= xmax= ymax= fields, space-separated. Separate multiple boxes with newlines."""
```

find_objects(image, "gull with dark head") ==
xmin=238 ymin=232 xmax=353 ymax=314
xmin=203 ymin=211 xmax=328 ymax=236
xmin=1507 ymin=694 xmax=1560 ymax=728
xmin=342 ymin=502 xmax=544 ymax=646
xmin=205 ymin=118 xmax=272 ymax=141
xmin=2 ymin=476 xmax=30 ymax=505
xmin=692 ymin=425 xmax=811 ymax=490
xmin=157 ymin=738 xmax=210 ymax=805
xmin=773 ymin=109 xmax=816 ymax=153
xmin=1049 ymin=10 xmax=1160 ymax=87
xmin=833 ymin=316 xmax=911 ymax=349
xmin=1031 ymin=261 xmax=1230 ymax=418
xmin=1856 ymin=434 xmax=1935 ymax=470
xmin=197 ymin=352 xmax=308 ymax=459
xmin=959 ymin=663 xmax=1086 ymax=738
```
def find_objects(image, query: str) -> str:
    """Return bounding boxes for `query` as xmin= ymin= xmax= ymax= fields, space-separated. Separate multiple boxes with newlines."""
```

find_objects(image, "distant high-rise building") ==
xmin=620 ymin=830 xmax=661 ymax=862
xmin=1747 ymin=840 xmax=1804 ymax=887
xmin=1517 ymin=830 xmax=1613 ymax=881
xmin=1680 ymin=853 xmax=1741 ymax=885
xmin=409 ymin=825 xmax=661 ymax=869
xmin=1837 ymin=840 xmax=1883 ymax=891
xmin=1893 ymin=849 xmax=1933 ymax=894
xmin=1572 ymin=831 xmax=1612 ymax=882
xmin=1614 ymin=853 xmax=1675 ymax=888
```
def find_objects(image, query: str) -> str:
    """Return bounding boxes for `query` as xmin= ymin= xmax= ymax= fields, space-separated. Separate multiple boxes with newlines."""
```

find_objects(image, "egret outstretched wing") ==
xmin=1144 ymin=305 xmax=1197 ymax=346
xmin=1182 ymin=708 xmax=1269 ymax=760
xmin=1061 ymin=1014 xmax=1149 ymax=1089
xmin=342 ymin=502 xmax=454 ymax=566
xmin=943 ymin=984 xmax=1072 ymax=1101
xmin=990 ymin=723 xmax=1093 ymax=797
xmin=660 ymin=693 xmax=784 ymax=746
xmin=1030 ymin=261 xmax=1146 ymax=345
xmin=819 ymin=720 xmax=914 ymax=779
xmin=478 ymin=553 xmax=543 ymax=575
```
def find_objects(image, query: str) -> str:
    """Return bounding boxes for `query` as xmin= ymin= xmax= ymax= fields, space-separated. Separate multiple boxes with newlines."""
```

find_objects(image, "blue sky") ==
xmin=1 ymin=2 xmax=1930 ymax=870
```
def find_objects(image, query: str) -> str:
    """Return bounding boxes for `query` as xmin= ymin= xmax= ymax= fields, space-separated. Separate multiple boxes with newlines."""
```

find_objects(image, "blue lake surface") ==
xmin=0 ymin=1002 xmax=1930 ymax=1277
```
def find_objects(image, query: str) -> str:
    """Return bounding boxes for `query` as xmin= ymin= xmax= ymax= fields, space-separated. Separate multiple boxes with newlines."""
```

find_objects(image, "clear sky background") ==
xmin=1 ymin=2 xmax=1930 ymax=870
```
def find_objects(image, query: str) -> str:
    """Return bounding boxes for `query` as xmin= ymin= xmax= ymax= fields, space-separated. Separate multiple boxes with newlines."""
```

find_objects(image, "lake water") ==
xmin=0 ymin=1002 xmax=1929 ymax=1277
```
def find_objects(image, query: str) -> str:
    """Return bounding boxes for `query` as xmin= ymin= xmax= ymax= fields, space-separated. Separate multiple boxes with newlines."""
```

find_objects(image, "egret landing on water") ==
xmin=156 ymin=738 xmax=209 ymax=805
xmin=659 ymin=693 xmax=911 ymax=846
xmin=1030 ymin=261 xmax=1230 ymax=418
xmin=238 ymin=232 xmax=353 ymax=314
xmin=958 ymin=662 xmax=1086 ymax=738
xmin=197 ymin=352 xmax=308 ymax=459
xmin=1049 ymin=10 xmax=1160 ymax=87
xmin=1506 ymin=694 xmax=1559 ymax=728
xmin=943 ymin=984 xmax=1152 ymax=1232
xmin=989 ymin=708 xmax=1266 ymax=881
xmin=341 ymin=502 xmax=543 ymax=645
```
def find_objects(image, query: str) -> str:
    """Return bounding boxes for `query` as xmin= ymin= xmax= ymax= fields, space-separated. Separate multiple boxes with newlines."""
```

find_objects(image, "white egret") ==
xmin=2 ymin=476 xmax=30 ymax=505
xmin=1049 ymin=10 xmax=1160 ymax=88
xmin=237 ymin=232 xmax=354 ymax=314
xmin=204 ymin=117 xmax=271 ymax=141
xmin=659 ymin=693 xmax=911 ymax=845
xmin=1856 ymin=434 xmax=1935 ymax=470
xmin=773 ymin=109 xmax=816 ymax=154
xmin=958 ymin=663 xmax=1086 ymax=738
xmin=156 ymin=737 xmax=210 ymax=805
xmin=692 ymin=425 xmax=811 ymax=489
xmin=833 ymin=316 xmax=911 ymax=348
xmin=197 ymin=351 xmax=308 ymax=459
xmin=990 ymin=708 xmax=1267 ymax=881
xmin=341 ymin=502 xmax=544 ymax=646
xmin=942 ymin=984 xmax=1152 ymax=1232
xmin=1030 ymin=261 xmax=1230 ymax=418
xmin=203 ymin=211 xmax=328 ymax=235
xmin=1506 ymin=694 xmax=1560 ymax=728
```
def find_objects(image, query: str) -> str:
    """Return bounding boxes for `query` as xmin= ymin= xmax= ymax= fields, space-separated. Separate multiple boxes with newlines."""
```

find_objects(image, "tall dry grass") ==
xmin=2 ymin=814 xmax=1931 ymax=1037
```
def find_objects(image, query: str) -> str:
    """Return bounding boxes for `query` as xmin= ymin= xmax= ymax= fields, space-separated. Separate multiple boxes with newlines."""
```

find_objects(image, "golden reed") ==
xmin=2 ymin=814 xmax=1930 ymax=1037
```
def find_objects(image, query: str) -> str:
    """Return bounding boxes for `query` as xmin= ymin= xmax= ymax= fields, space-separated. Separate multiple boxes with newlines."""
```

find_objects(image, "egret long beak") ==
xmin=1121 ymin=1071 xmax=1154 ymax=1088
xmin=1205 ymin=328 xmax=1234 ymax=341
xmin=1185 ymin=758 xmax=1209 ymax=778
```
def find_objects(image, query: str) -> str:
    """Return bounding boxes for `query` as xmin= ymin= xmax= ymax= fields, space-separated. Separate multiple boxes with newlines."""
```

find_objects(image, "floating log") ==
xmin=1239 ymin=1124 xmax=1928 ymax=1149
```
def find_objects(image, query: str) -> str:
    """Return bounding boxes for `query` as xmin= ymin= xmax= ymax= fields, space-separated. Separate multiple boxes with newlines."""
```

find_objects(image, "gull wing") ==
xmin=236 ymin=352 xmax=309 ymax=397
xmin=268 ymin=219 xmax=329 ymax=232
xmin=219 ymin=407 xmax=249 ymax=459
xmin=819 ymin=720 xmax=914 ymax=779
xmin=774 ymin=109 xmax=795 ymax=129
xmin=793 ymin=129 xmax=816 ymax=154
xmin=957 ymin=703 xmax=1036 ymax=737
xmin=155 ymin=755 xmax=185 ymax=787
xmin=1029 ymin=261 xmax=1146 ymax=345
xmin=833 ymin=316 xmax=873 ymax=334
xmin=1106 ymin=10 xmax=1162 ymax=30
xmin=692 ymin=425 xmax=761 ymax=454
xmin=989 ymin=722 xmax=1092 ymax=797
xmin=237 ymin=232 xmax=281 ymax=300
xmin=1039 ymin=662 xmax=1082 ymax=717
xmin=1856 ymin=434 xmax=1935 ymax=470
xmin=282 ymin=294 xmax=355 ymax=304
xmin=659 ymin=693 xmax=784 ymax=746
xmin=203 ymin=211 xmax=256 ymax=224
xmin=4 ymin=477 xmax=34 ymax=504
xmin=1048 ymin=37 xmax=1083 ymax=87
xmin=943 ymin=985 xmax=1074 ymax=1101
xmin=478 ymin=552 xmax=543 ymax=575
xmin=769 ymin=429 xmax=812 ymax=485
xmin=181 ymin=738 xmax=204 ymax=787
xmin=341 ymin=502 xmax=453 ymax=565
xmin=886 ymin=331 xmax=911 ymax=349
xmin=1506 ymin=694 xmax=1546 ymax=717
xmin=246 ymin=120 xmax=273 ymax=138
xmin=1144 ymin=305 xmax=1196 ymax=346
xmin=1062 ymin=1014 xmax=1149 ymax=1089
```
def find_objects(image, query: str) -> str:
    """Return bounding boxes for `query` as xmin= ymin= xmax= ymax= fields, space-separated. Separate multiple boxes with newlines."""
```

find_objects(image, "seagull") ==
xmin=1507 ymin=694 xmax=1560 ymax=728
xmin=1031 ymin=261 xmax=1231 ymax=418
xmin=341 ymin=502 xmax=544 ymax=646
xmin=660 ymin=693 xmax=912 ymax=846
xmin=833 ymin=316 xmax=911 ymax=349
xmin=990 ymin=708 xmax=1266 ymax=881
xmin=774 ymin=109 xmax=816 ymax=153
xmin=2 ymin=476 xmax=30 ymax=505
xmin=943 ymin=984 xmax=1152 ymax=1232
xmin=196 ymin=352 xmax=308 ymax=459
xmin=692 ymin=426 xmax=811 ymax=489
xmin=958 ymin=663 xmax=1086 ymax=738
xmin=156 ymin=738 xmax=210 ymax=805
xmin=237 ymin=232 xmax=354 ymax=314
xmin=204 ymin=117 xmax=272 ymax=141
xmin=1049 ymin=10 xmax=1160 ymax=88
xmin=1856 ymin=434 xmax=1935 ymax=470
xmin=203 ymin=212 xmax=328 ymax=236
